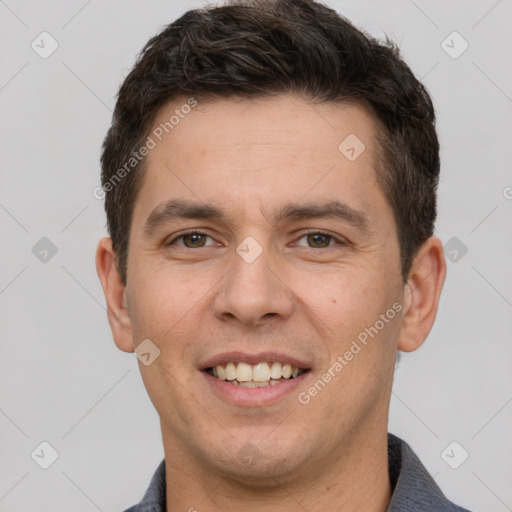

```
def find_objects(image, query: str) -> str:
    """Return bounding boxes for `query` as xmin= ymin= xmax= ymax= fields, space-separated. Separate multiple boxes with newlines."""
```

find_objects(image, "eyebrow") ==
xmin=276 ymin=201 xmax=370 ymax=232
xmin=143 ymin=198 xmax=370 ymax=237
xmin=143 ymin=200 xmax=224 ymax=237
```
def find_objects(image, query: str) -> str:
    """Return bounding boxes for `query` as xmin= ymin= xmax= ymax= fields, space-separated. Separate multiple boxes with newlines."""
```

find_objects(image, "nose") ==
xmin=213 ymin=241 xmax=294 ymax=328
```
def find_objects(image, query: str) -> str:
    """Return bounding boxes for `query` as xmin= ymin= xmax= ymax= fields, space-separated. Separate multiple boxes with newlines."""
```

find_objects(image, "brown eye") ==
xmin=166 ymin=231 xmax=215 ymax=248
xmin=306 ymin=233 xmax=333 ymax=248
xmin=182 ymin=233 xmax=207 ymax=248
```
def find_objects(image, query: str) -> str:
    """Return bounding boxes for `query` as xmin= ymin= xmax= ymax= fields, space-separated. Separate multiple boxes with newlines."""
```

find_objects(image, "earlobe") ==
xmin=95 ymin=237 xmax=134 ymax=353
xmin=397 ymin=237 xmax=446 ymax=353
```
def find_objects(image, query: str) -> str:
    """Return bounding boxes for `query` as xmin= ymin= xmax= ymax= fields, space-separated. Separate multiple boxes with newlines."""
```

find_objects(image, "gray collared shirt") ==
xmin=123 ymin=433 xmax=471 ymax=512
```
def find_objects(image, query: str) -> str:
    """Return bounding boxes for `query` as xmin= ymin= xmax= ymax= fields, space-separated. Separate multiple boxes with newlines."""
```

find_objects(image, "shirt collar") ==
xmin=386 ymin=433 xmax=470 ymax=511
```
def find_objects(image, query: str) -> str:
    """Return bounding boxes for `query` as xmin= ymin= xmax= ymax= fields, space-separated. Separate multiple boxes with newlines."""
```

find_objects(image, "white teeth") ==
xmin=253 ymin=362 xmax=271 ymax=382
xmin=225 ymin=362 xmax=237 ymax=381
xmin=270 ymin=361 xmax=282 ymax=379
xmin=236 ymin=362 xmax=252 ymax=382
xmin=209 ymin=361 xmax=304 ymax=386
xmin=239 ymin=381 xmax=271 ymax=388
xmin=282 ymin=364 xmax=292 ymax=379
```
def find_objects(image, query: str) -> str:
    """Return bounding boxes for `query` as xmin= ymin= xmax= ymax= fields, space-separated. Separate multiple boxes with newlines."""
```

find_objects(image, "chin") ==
xmin=198 ymin=433 xmax=312 ymax=483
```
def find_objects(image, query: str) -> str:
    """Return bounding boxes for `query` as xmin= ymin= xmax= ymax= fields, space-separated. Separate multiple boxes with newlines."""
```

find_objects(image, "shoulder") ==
xmin=120 ymin=459 xmax=167 ymax=512
xmin=387 ymin=433 xmax=472 ymax=512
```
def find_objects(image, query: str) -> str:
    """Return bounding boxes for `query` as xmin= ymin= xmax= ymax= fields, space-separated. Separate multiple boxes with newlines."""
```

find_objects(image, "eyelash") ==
xmin=165 ymin=229 xmax=345 ymax=249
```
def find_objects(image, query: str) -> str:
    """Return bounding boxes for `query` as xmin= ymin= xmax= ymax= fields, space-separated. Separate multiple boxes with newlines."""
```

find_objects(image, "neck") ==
xmin=162 ymin=423 xmax=392 ymax=512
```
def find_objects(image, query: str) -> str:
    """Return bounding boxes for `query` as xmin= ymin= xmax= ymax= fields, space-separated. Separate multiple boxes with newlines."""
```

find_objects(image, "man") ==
xmin=95 ymin=0 xmax=471 ymax=510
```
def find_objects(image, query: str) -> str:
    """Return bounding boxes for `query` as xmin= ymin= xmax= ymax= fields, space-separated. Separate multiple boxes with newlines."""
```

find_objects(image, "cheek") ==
xmin=127 ymin=264 xmax=209 ymax=346
xmin=297 ymin=266 xmax=392 ymax=329
xmin=301 ymin=268 xmax=401 ymax=407
xmin=294 ymin=263 xmax=402 ymax=375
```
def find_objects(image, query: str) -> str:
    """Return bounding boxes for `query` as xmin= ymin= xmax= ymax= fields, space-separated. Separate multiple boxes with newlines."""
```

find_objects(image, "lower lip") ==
xmin=202 ymin=371 xmax=308 ymax=406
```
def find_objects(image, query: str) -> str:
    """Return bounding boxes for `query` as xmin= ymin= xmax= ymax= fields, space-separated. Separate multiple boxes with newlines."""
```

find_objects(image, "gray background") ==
xmin=1 ymin=1 xmax=511 ymax=510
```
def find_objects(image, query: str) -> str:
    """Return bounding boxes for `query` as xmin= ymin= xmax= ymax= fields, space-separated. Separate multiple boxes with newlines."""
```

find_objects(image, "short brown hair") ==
xmin=100 ymin=0 xmax=440 ymax=285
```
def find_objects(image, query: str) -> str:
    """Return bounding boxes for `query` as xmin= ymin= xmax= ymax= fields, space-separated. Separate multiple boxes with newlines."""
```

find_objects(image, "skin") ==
xmin=96 ymin=93 xmax=446 ymax=512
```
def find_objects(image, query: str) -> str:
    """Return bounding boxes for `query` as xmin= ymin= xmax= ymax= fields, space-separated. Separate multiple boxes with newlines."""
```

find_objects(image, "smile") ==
xmin=206 ymin=361 xmax=307 ymax=388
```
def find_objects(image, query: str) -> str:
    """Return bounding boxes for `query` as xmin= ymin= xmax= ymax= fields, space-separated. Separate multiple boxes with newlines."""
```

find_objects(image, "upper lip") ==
xmin=200 ymin=351 xmax=311 ymax=370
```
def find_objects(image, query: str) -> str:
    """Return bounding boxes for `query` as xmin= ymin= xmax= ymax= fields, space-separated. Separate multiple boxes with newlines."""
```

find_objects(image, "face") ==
xmin=121 ymin=94 xmax=406 ymax=482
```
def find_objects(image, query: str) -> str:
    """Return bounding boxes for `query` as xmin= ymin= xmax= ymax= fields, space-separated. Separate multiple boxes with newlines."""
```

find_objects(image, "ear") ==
xmin=95 ymin=237 xmax=134 ymax=353
xmin=397 ymin=236 xmax=446 ymax=352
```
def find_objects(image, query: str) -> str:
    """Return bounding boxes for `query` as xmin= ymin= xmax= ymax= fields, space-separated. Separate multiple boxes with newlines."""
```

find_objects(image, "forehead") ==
xmin=132 ymin=94 xmax=390 ymax=230
xmin=151 ymin=94 xmax=379 ymax=166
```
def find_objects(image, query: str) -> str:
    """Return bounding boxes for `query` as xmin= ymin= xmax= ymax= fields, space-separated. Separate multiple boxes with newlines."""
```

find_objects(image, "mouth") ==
xmin=205 ymin=361 xmax=309 ymax=388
